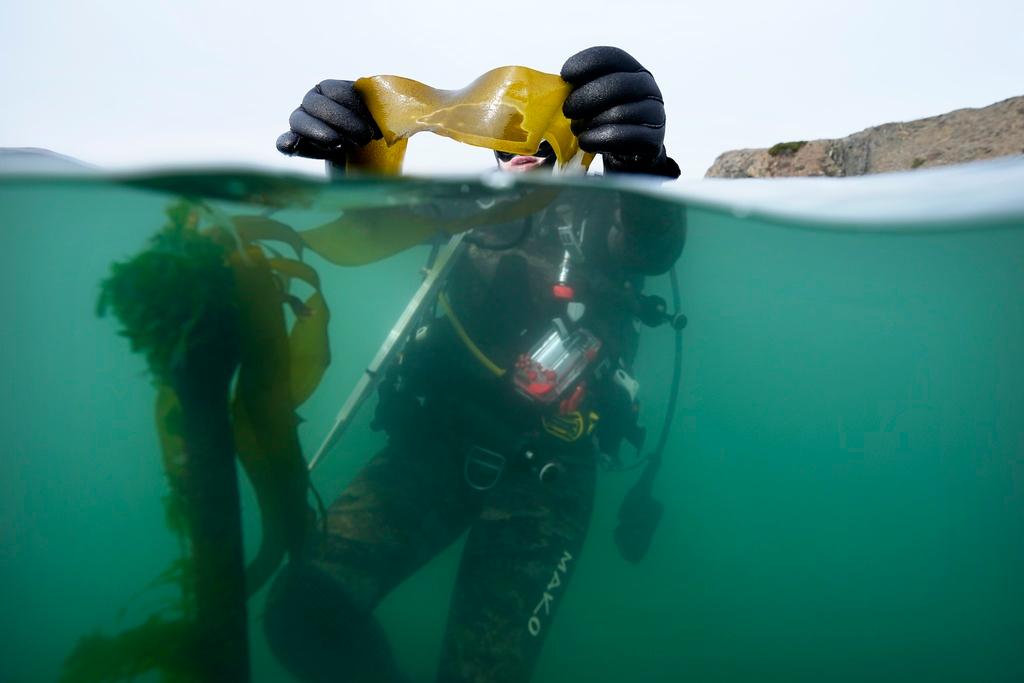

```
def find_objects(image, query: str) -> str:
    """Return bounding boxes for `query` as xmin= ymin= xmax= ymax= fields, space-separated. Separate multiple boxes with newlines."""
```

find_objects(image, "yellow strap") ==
xmin=542 ymin=412 xmax=586 ymax=442
xmin=437 ymin=292 xmax=506 ymax=377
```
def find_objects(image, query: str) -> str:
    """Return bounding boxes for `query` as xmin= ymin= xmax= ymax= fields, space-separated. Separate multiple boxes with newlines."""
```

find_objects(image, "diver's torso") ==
xmin=392 ymin=191 xmax=651 ymax=459
xmin=444 ymin=193 xmax=642 ymax=375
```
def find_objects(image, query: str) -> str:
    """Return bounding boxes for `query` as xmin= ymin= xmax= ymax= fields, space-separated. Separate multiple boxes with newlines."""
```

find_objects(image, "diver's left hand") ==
xmin=561 ymin=46 xmax=680 ymax=178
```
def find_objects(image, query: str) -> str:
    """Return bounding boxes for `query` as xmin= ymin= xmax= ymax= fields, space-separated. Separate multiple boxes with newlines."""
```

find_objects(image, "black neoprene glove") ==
xmin=561 ymin=47 xmax=680 ymax=179
xmin=275 ymin=80 xmax=382 ymax=163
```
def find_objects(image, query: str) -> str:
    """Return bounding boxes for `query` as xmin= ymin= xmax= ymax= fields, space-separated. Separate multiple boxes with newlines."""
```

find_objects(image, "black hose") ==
xmin=613 ymin=264 xmax=683 ymax=563
xmin=650 ymin=265 xmax=684 ymax=468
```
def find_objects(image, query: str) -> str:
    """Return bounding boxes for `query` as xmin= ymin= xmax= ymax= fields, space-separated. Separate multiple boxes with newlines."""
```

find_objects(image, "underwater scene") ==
xmin=1 ymin=159 xmax=1023 ymax=682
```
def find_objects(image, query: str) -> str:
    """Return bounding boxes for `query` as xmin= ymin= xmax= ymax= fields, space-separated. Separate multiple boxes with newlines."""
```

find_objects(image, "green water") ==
xmin=1 ymin=168 xmax=1022 ymax=682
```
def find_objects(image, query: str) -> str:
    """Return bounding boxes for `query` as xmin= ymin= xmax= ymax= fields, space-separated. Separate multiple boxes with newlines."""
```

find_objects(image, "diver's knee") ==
xmin=264 ymin=563 xmax=399 ymax=683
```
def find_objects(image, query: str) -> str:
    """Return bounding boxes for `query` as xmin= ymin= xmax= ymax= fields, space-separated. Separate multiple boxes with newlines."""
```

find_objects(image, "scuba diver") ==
xmin=266 ymin=46 xmax=685 ymax=683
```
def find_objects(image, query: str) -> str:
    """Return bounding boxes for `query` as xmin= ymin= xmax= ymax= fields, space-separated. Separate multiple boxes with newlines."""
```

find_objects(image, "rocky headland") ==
xmin=705 ymin=95 xmax=1024 ymax=178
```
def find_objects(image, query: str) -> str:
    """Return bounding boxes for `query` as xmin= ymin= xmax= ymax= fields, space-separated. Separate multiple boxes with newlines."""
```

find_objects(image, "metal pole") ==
xmin=307 ymin=233 xmax=467 ymax=472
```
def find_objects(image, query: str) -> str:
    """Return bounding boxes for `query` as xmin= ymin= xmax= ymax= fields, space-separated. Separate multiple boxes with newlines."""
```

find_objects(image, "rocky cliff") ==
xmin=705 ymin=96 xmax=1024 ymax=178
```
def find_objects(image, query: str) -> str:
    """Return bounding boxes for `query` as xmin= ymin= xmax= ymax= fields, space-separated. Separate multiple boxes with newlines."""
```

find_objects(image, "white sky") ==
xmin=1 ymin=0 xmax=1021 ymax=179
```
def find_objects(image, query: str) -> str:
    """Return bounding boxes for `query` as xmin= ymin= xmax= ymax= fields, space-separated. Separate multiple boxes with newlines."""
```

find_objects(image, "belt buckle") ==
xmin=464 ymin=445 xmax=506 ymax=491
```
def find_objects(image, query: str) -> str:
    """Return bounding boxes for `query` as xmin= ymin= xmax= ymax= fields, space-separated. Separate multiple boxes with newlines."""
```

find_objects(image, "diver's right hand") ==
xmin=276 ymin=80 xmax=382 ymax=161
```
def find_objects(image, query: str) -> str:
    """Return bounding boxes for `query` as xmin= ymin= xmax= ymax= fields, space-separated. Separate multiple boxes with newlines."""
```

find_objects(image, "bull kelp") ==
xmin=72 ymin=200 xmax=325 ymax=681
xmin=1 ymin=157 xmax=1023 ymax=682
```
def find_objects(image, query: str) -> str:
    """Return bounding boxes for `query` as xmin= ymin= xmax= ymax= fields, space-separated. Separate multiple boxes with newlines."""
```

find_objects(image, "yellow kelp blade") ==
xmin=266 ymin=256 xmax=321 ymax=291
xmin=298 ymin=206 xmax=442 ymax=266
xmin=350 ymin=66 xmax=593 ymax=174
xmin=297 ymin=185 xmax=564 ymax=266
xmin=232 ymin=213 xmax=332 ymax=407
xmin=292 ymin=65 xmax=596 ymax=263
xmin=285 ymin=291 xmax=330 ymax=407
xmin=266 ymin=257 xmax=331 ymax=406
xmin=232 ymin=215 xmax=306 ymax=258
xmin=228 ymin=246 xmax=311 ymax=595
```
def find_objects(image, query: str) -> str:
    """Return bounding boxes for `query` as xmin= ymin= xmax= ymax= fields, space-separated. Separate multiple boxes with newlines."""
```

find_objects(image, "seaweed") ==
xmin=768 ymin=140 xmax=808 ymax=157
xmin=62 ymin=616 xmax=198 ymax=683
xmin=298 ymin=185 xmax=564 ymax=266
xmin=96 ymin=203 xmax=236 ymax=385
xmin=68 ymin=201 xmax=332 ymax=682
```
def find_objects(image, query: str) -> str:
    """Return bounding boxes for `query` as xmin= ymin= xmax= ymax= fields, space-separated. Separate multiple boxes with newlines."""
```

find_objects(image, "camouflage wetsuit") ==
xmin=265 ymin=190 xmax=685 ymax=683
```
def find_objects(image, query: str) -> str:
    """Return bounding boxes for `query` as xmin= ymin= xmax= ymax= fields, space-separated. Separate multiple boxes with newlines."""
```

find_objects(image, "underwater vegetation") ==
xmin=768 ymin=140 xmax=808 ymax=156
xmin=67 ymin=201 xmax=331 ymax=682
xmin=63 ymin=181 xmax=570 ymax=681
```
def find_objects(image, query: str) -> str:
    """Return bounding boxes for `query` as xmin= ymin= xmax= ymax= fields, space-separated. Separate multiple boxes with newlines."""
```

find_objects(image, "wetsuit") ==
xmin=265 ymin=189 xmax=685 ymax=683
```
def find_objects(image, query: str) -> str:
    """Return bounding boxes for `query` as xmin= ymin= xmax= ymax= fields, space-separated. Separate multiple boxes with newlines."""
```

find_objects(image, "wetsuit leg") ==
xmin=265 ymin=431 xmax=479 ymax=683
xmin=436 ymin=444 xmax=597 ymax=683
